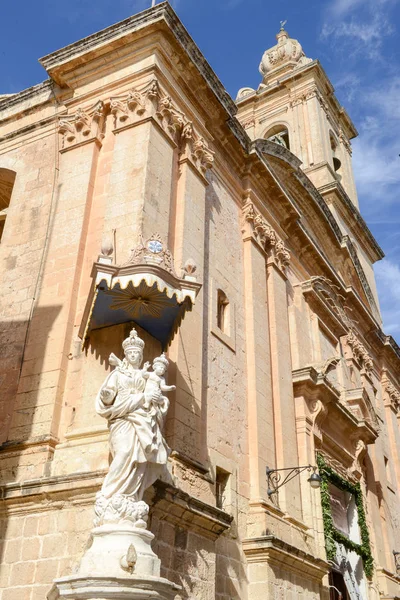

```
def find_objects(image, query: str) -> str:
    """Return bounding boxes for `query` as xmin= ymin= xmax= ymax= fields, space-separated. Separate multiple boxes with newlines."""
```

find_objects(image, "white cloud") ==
xmin=352 ymin=77 xmax=400 ymax=209
xmin=321 ymin=0 xmax=398 ymax=58
xmin=374 ymin=259 xmax=400 ymax=335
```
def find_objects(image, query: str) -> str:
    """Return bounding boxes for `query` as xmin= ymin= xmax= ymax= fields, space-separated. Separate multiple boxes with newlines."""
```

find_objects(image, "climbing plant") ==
xmin=317 ymin=453 xmax=373 ymax=578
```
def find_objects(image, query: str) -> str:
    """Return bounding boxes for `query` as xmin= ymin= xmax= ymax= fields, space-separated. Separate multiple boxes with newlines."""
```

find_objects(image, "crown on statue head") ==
xmin=153 ymin=353 xmax=169 ymax=369
xmin=122 ymin=328 xmax=145 ymax=352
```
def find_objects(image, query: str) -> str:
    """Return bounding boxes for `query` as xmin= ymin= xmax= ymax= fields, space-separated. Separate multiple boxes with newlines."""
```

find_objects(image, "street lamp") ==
xmin=266 ymin=464 xmax=322 ymax=497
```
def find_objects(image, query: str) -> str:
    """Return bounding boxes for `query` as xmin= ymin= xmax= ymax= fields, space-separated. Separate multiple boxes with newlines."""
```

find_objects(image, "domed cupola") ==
xmin=259 ymin=24 xmax=312 ymax=84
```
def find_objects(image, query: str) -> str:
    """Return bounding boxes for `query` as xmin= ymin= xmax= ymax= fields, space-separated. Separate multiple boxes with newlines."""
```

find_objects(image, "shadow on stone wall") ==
xmin=0 ymin=305 xmax=62 ymax=568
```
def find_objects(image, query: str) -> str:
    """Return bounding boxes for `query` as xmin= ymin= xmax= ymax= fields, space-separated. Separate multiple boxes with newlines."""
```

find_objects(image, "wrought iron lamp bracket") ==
xmin=266 ymin=464 xmax=318 ymax=496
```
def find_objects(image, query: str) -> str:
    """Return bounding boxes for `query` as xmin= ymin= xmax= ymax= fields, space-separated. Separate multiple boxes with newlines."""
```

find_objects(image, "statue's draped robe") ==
xmin=96 ymin=364 xmax=169 ymax=501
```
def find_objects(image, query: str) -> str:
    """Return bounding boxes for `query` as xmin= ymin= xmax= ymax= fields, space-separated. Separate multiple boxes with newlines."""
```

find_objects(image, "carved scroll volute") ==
xmin=58 ymin=100 xmax=106 ymax=150
xmin=349 ymin=436 xmax=367 ymax=479
xmin=310 ymin=398 xmax=329 ymax=446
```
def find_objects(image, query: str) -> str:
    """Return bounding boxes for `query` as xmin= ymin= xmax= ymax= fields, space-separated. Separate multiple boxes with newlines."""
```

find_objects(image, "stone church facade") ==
xmin=0 ymin=3 xmax=399 ymax=599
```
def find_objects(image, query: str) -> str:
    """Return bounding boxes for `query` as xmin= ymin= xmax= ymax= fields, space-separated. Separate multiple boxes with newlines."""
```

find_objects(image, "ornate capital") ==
xmin=110 ymin=78 xmax=160 ymax=130
xmin=110 ymin=78 xmax=214 ymax=177
xmin=383 ymin=378 xmax=400 ymax=412
xmin=345 ymin=330 xmax=374 ymax=375
xmin=242 ymin=199 xmax=290 ymax=271
xmin=58 ymin=100 xmax=105 ymax=151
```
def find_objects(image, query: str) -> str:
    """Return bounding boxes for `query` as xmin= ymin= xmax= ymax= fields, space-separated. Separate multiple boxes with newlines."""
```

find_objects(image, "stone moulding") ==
xmin=150 ymin=480 xmax=233 ymax=540
xmin=242 ymin=535 xmax=329 ymax=581
xmin=58 ymin=100 xmax=106 ymax=151
xmin=110 ymin=77 xmax=214 ymax=178
xmin=242 ymin=198 xmax=290 ymax=271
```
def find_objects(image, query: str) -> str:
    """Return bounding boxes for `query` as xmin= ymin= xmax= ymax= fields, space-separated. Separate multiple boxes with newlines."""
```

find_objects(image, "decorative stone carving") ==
xmin=259 ymin=28 xmax=312 ymax=82
xmin=345 ymin=330 xmax=374 ymax=374
xmin=349 ymin=437 xmax=367 ymax=478
xmin=110 ymin=78 xmax=160 ymax=129
xmin=110 ymin=78 xmax=214 ymax=176
xmin=124 ymin=232 xmax=179 ymax=277
xmin=58 ymin=100 xmax=105 ymax=150
xmin=242 ymin=199 xmax=290 ymax=270
xmin=382 ymin=377 xmax=400 ymax=412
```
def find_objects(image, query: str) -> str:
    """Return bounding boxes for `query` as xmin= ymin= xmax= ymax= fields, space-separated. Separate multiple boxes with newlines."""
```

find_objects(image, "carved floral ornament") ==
xmin=58 ymin=100 xmax=106 ymax=150
xmin=242 ymin=199 xmax=290 ymax=270
xmin=57 ymin=79 xmax=214 ymax=176
xmin=345 ymin=330 xmax=374 ymax=374
xmin=110 ymin=78 xmax=214 ymax=177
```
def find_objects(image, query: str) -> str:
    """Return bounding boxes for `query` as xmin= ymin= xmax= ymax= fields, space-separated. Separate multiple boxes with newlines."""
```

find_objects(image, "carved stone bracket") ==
xmin=110 ymin=78 xmax=214 ymax=177
xmin=242 ymin=199 xmax=290 ymax=271
xmin=345 ymin=330 xmax=374 ymax=375
xmin=58 ymin=100 xmax=105 ymax=151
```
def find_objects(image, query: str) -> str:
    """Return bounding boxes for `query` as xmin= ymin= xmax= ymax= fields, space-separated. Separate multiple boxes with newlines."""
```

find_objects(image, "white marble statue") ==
xmin=94 ymin=328 xmax=172 ymax=527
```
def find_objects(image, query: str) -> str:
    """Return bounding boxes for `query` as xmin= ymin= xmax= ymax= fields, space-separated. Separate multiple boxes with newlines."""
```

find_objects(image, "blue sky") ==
xmin=1 ymin=0 xmax=399 ymax=337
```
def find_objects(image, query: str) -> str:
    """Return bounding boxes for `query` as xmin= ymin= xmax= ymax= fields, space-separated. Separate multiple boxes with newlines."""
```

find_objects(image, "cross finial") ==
xmin=280 ymin=20 xmax=287 ymax=31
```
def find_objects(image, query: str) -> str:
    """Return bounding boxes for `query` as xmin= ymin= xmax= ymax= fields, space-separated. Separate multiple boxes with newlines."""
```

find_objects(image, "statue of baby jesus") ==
xmin=141 ymin=353 xmax=176 ymax=413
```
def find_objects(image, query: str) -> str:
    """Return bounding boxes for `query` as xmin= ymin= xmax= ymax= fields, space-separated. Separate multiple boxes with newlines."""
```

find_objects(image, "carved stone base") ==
xmin=48 ymin=523 xmax=181 ymax=600
xmin=47 ymin=574 xmax=181 ymax=600
xmin=79 ymin=524 xmax=160 ymax=578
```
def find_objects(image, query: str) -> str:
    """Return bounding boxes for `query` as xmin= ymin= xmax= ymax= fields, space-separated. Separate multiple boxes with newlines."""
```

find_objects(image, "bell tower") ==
xmin=236 ymin=25 xmax=384 ymax=318
xmin=236 ymin=24 xmax=359 ymax=208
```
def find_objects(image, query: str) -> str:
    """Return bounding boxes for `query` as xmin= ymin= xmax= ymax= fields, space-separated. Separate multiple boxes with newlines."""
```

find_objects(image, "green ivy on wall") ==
xmin=316 ymin=454 xmax=373 ymax=578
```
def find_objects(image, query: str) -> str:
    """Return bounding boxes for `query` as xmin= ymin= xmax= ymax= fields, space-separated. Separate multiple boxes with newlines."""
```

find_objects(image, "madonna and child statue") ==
xmin=67 ymin=327 xmax=181 ymax=596
xmin=94 ymin=327 xmax=174 ymax=528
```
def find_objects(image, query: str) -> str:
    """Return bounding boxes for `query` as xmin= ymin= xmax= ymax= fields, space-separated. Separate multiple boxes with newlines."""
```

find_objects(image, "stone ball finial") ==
xmin=100 ymin=240 xmax=114 ymax=257
xmin=183 ymin=258 xmax=197 ymax=276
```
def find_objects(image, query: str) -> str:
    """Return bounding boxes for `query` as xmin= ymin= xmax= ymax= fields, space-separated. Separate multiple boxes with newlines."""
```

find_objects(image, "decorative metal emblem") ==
xmin=147 ymin=239 xmax=163 ymax=254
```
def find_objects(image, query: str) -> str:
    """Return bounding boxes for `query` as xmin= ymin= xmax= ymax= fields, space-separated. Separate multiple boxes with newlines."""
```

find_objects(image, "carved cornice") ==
xmin=58 ymin=100 xmax=105 ymax=151
xmin=345 ymin=330 xmax=374 ymax=375
xmin=242 ymin=199 xmax=290 ymax=271
xmin=110 ymin=78 xmax=214 ymax=177
xmin=341 ymin=235 xmax=380 ymax=317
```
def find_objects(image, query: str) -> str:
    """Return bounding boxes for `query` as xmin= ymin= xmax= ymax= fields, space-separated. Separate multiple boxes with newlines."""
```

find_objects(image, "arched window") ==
xmin=0 ymin=168 xmax=16 ymax=241
xmin=330 ymin=132 xmax=342 ymax=178
xmin=217 ymin=289 xmax=229 ymax=334
xmin=265 ymin=124 xmax=290 ymax=150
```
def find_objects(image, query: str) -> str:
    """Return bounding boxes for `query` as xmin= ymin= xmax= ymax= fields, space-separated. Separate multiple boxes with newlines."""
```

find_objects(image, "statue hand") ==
xmin=143 ymin=361 xmax=151 ymax=371
xmin=100 ymin=387 xmax=116 ymax=406
xmin=151 ymin=389 xmax=162 ymax=403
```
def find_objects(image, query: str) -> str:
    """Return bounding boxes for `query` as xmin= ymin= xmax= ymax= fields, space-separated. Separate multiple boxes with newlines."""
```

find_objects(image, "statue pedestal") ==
xmin=47 ymin=524 xmax=180 ymax=600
